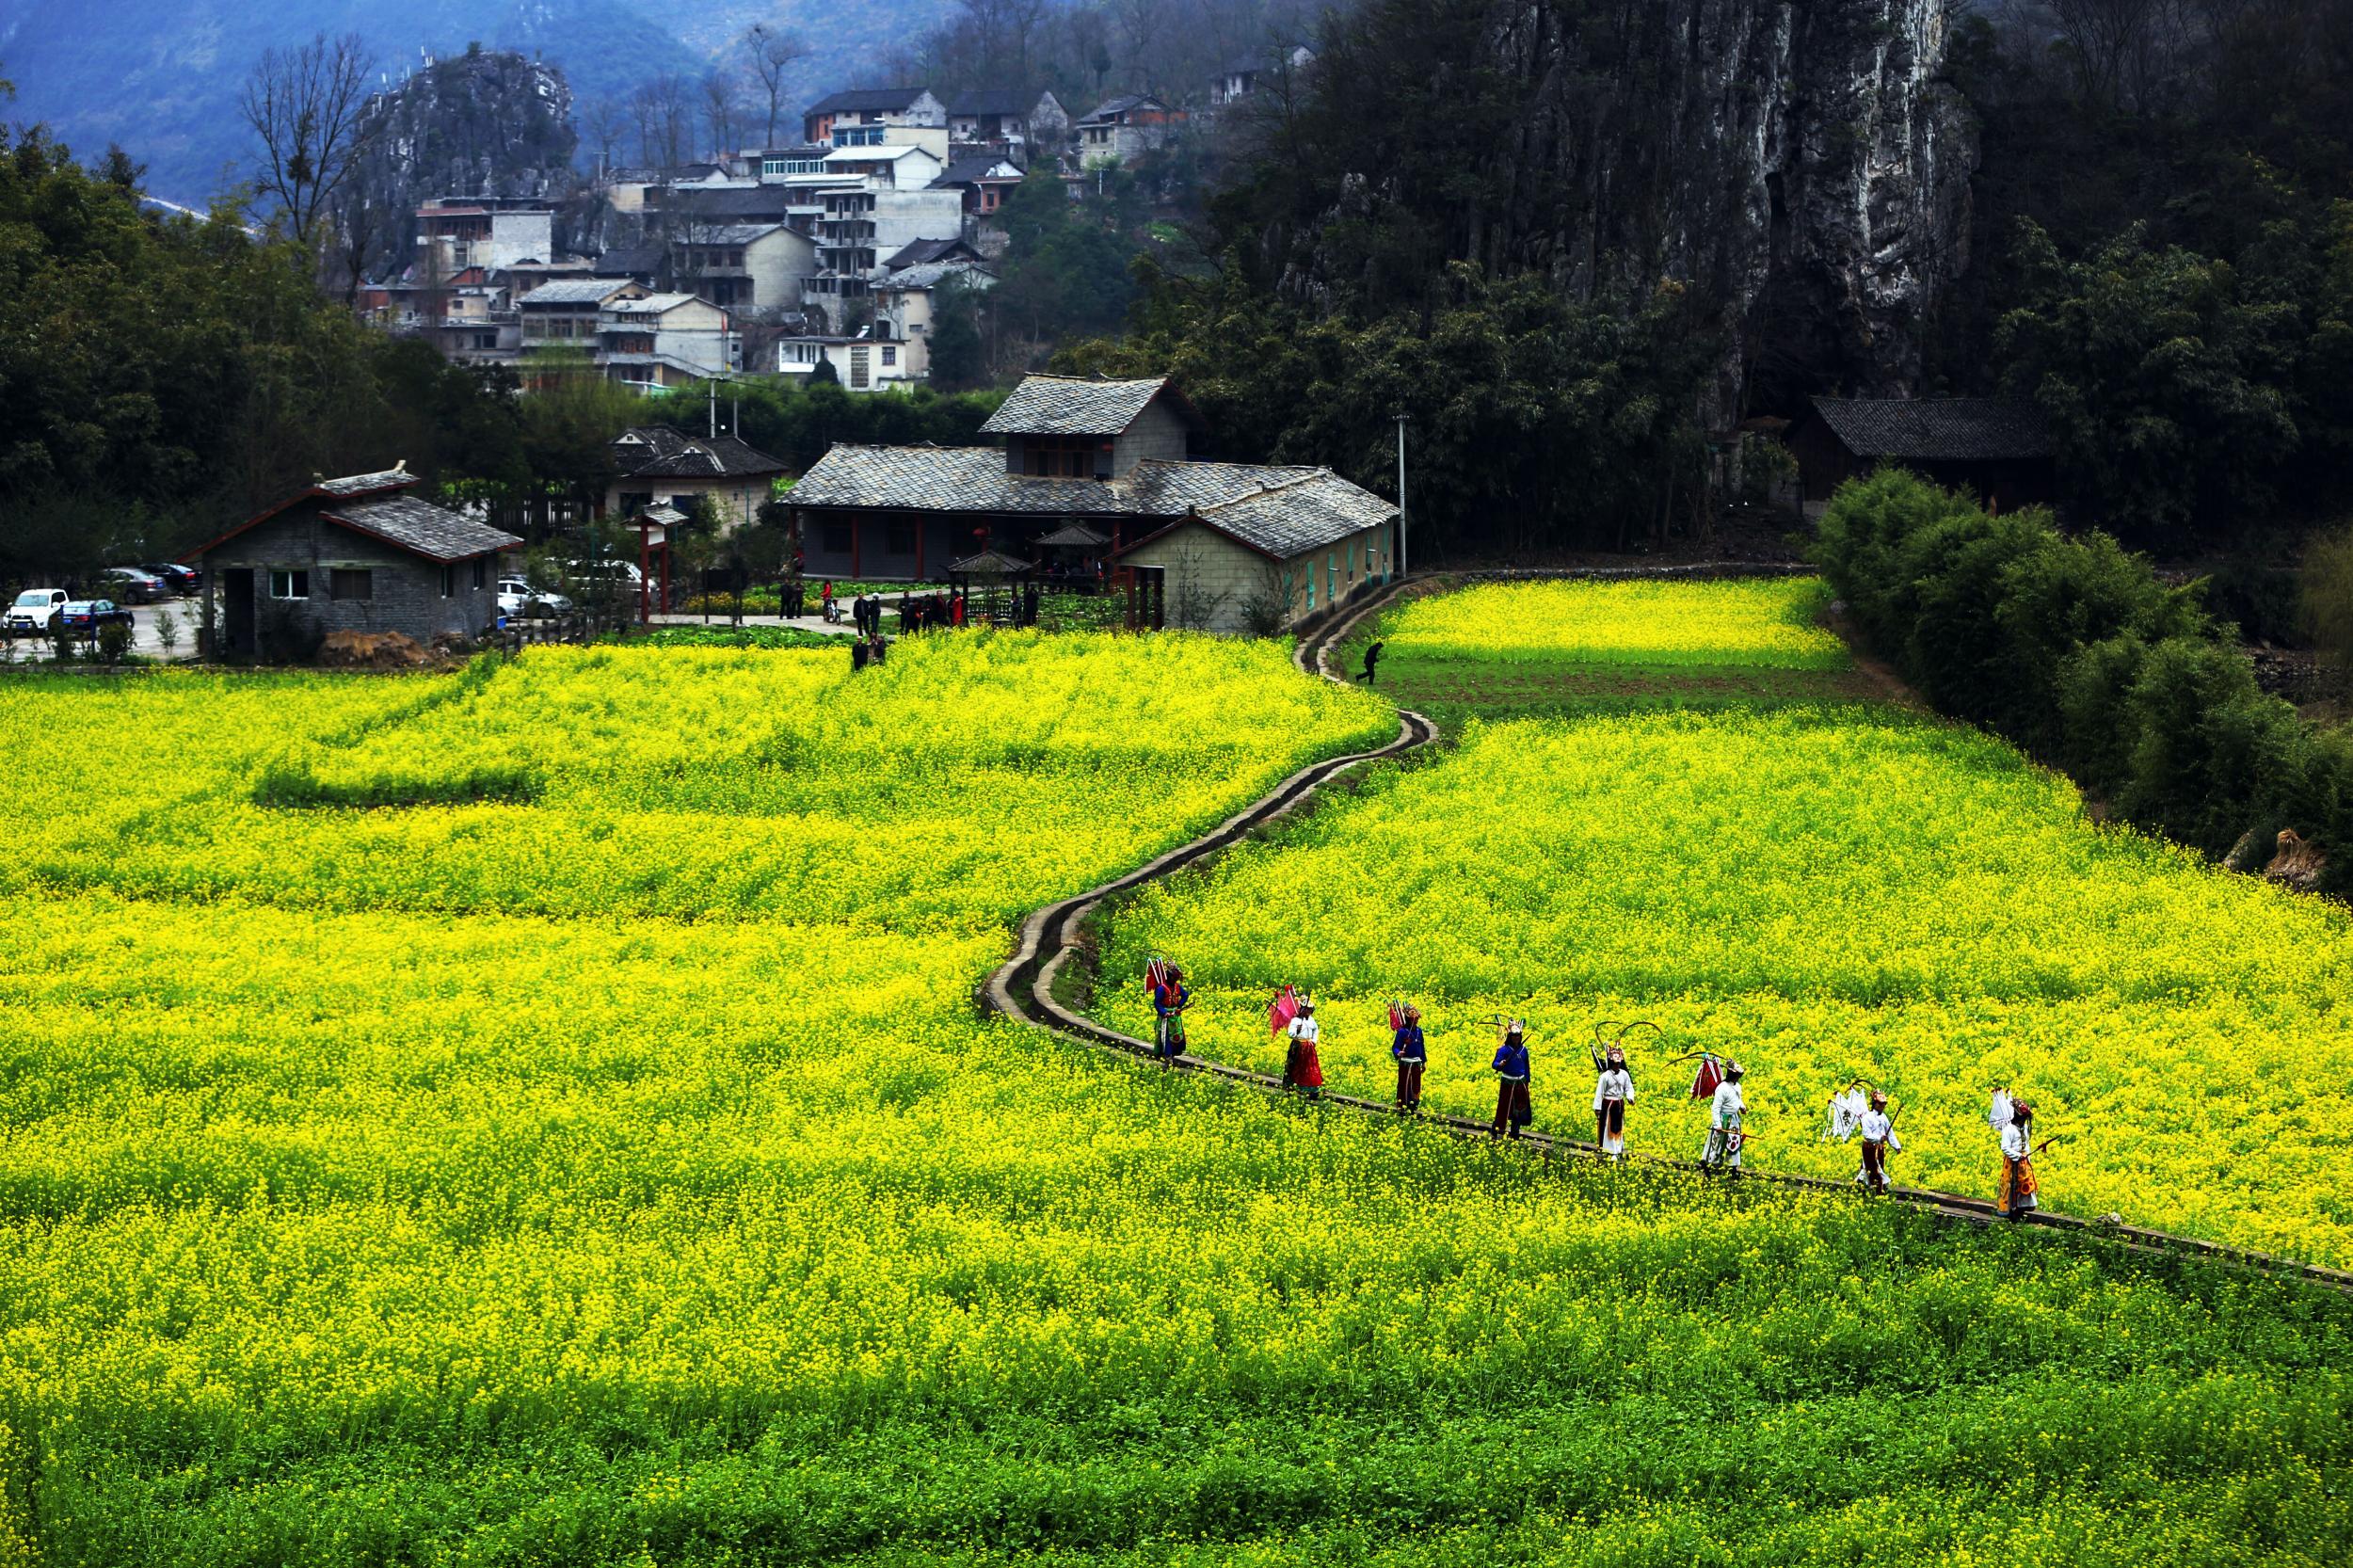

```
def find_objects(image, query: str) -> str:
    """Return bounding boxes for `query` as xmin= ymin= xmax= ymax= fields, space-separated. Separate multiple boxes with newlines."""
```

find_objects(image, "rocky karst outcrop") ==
xmin=1290 ymin=0 xmax=1977 ymax=424
xmin=337 ymin=47 xmax=582 ymax=280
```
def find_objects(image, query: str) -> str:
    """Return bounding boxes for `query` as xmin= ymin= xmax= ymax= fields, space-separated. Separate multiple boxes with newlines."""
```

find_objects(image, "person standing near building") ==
xmin=1390 ymin=1005 xmax=1426 ymax=1113
xmin=1491 ymin=1018 xmax=1532 ymax=1139
xmin=1858 ymin=1089 xmax=1899 ymax=1194
xmin=1152 ymin=965 xmax=1190 ymax=1071
xmin=1997 ymin=1096 xmax=2040 ymax=1220
xmin=1703 ymin=1061 xmax=1746 ymax=1170
xmin=1284 ymin=999 xmax=1324 ymax=1100
xmin=822 ymin=580 xmax=836 ymax=622
xmin=1593 ymin=1043 xmax=1634 ymax=1160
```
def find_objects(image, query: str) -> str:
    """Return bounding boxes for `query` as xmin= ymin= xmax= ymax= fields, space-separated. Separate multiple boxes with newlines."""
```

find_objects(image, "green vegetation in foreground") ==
xmin=0 ymin=629 xmax=2345 ymax=1563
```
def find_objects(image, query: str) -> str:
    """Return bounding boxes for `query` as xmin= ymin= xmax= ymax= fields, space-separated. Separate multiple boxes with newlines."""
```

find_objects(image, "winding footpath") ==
xmin=981 ymin=575 xmax=2353 ymax=1295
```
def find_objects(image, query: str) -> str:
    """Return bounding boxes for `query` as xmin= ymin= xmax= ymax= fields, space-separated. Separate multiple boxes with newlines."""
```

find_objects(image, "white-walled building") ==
xmin=802 ymin=88 xmax=947 ymax=147
xmin=596 ymin=294 xmax=737 ymax=389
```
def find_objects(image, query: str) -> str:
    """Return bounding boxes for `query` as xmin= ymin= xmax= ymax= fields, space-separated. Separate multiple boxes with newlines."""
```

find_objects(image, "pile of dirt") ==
xmin=316 ymin=631 xmax=433 ymax=671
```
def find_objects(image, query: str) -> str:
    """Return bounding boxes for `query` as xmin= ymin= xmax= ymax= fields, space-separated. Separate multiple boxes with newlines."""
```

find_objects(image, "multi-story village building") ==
xmin=802 ymin=88 xmax=947 ymax=148
xmin=945 ymin=90 xmax=1069 ymax=157
xmin=595 ymin=294 xmax=738 ymax=390
xmin=1076 ymin=94 xmax=1186 ymax=165
xmin=517 ymin=279 xmax=648 ymax=352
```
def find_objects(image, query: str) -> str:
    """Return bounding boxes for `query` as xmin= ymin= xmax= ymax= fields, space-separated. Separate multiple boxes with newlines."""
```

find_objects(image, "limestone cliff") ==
xmin=337 ymin=48 xmax=582 ymax=281
xmin=1288 ymin=0 xmax=1977 ymax=422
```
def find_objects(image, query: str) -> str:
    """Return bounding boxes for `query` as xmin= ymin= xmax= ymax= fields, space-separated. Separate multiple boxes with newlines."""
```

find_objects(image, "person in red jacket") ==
xmin=1283 ymin=999 xmax=1324 ymax=1099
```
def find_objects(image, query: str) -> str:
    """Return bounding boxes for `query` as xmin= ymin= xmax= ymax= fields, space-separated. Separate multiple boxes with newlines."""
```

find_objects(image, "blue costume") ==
xmin=1391 ymin=1021 xmax=1426 ymax=1112
xmin=1152 ymin=979 xmax=1190 ymax=1064
xmin=1491 ymin=1032 xmax=1532 ymax=1137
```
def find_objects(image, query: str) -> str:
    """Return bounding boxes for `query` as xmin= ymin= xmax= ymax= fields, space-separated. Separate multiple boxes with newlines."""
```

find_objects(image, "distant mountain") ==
xmin=0 ymin=0 xmax=955 ymax=207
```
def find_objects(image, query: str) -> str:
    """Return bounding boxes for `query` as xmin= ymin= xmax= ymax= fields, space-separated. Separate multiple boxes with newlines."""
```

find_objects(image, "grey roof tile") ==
xmin=788 ymin=449 xmax=1394 ymax=561
xmin=520 ymin=279 xmax=636 ymax=305
xmin=323 ymin=495 xmax=522 ymax=562
xmin=315 ymin=468 xmax=420 ymax=498
xmin=1809 ymin=397 xmax=2055 ymax=461
xmin=980 ymin=375 xmax=1173 ymax=437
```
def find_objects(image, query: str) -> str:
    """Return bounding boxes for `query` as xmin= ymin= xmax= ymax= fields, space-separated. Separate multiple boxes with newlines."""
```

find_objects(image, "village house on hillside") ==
xmin=184 ymin=466 xmax=520 ymax=657
xmin=604 ymin=427 xmax=790 ymax=531
xmin=1076 ymin=94 xmax=1185 ymax=165
xmin=788 ymin=375 xmax=1396 ymax=632
xmin=1788 ymin=396 xmax=2058 ymax=515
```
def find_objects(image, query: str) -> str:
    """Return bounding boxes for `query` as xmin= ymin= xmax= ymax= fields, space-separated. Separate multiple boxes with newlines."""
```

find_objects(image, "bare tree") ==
xmin=632 ymin=74 xmax=694 ymax=168
xmin=743 ymin=22 xmax=813 ymax=146
xmin=2047 ymin=0 xmax=2161 ymax=110
xmin=702 ymin=70 xmax=748 ymax=156
xmin=583 ymin=99 xmax=630 ymax=174
xmin=240 ymin=32 xmax=376 ymax=248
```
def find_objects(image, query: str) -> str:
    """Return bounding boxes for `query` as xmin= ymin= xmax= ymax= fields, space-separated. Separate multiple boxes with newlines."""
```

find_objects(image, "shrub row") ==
xmin=1813 ymin=469 xmax=2352 ymax=887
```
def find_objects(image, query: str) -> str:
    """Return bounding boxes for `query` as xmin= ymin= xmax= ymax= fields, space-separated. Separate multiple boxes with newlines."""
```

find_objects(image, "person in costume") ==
xmin=1703 ymin=1061 xmax=1747 ymax=1170
xmin=1390 ymin=1005 xmax=1426 ymax=1112
xmin=1998 ymin=1096 xmax=2040 ymax=1220
xmin=1592 ymin=1044 xmax=1635 ymax=1159
xmin=1151 ymin=966 xmax=1190 ymax=1070
xmin=1857 ymin=1088 xmax=1899 ymax=1193
xmin=1284 ymin=999 xmax=1324 ymax=1099
xmin=1491 ymin=1019 xmax=1532 ymax=1139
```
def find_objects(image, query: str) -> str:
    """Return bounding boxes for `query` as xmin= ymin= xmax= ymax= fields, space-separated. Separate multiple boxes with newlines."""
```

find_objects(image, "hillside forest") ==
xmin=1 ymin=0 xmax=2350 ymax=583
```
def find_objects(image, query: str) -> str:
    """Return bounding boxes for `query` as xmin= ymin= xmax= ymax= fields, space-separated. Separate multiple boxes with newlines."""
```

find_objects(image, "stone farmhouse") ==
xmin=787 ymin=375 xmax=1396 ymax=632
xmin=184 ymin=466 xmax=520 ymax=657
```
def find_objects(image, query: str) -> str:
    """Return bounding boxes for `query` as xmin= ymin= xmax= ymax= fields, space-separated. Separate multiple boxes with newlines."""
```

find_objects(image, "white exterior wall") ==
xmin=745 ymin=228 xmax=819 ymax=311
xmin=487 ymin=212 xmax=555 ymax=270
xmin=872 ymin=189 xmax=967 ymax=264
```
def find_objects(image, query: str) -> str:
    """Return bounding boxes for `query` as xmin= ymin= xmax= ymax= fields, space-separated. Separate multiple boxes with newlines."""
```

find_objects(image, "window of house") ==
xmin=886 ymin=521 xmax=917 ymax=554
xmin=269 ymin=569 xmax=310 ymax=600
xmin=881 ymin=345 xmax=897 ymax=367
xmin=472 ymin=559 xmax=488 ymax=590
xmin=850 ymin=345 xmax=871 ymax=389
xmin=824 ymin=523 xmax=853 ymax=555
xmin=1021 ymin=435 xmax=1100 ymax=479
xmin=728 ymin=249 xmax=744 ymax=267
xmin=440 ymin=564 xmax=456 ymax=598
xmin=330 ymin=568 xmax=374 ymax=601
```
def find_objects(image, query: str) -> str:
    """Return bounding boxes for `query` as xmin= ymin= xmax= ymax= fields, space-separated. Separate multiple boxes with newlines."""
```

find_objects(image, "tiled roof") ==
xmin=322 ymin=495 xmax=522 ymax=563
xmin=1080 ymin=92 xmax=1166 ymax=123
xmin=612 ymin=427 xmax=789 ymax=479
xmin=691 ymin=223 xmax=784 ymax=244
xmin=604 ymin=293 xmax=703 ymax=316
xmin=1808 ymin=397 xmax=2055 ymax=461
xmin=316 ymin=468 xmax=422 ymax=498
xmin=519 ymin=279 xmax=635 ymax=306
xmin=878 ymin=262 xmax=994 ymax=290
xmin=949 ymin=89 xmax=1035 ymax=118
xmin=807 ymin=88 xmax=932 ymax=116
xmin=1190 ymin=470 xmax=1397 ymax=557
xmin=592 ymin=243 xmax=665 ymax=278
xmin=981 ymin=375 xmax=1174 ymax=437
xmin=935 ymin=156 xmax=1024 ymax=186
xmin=886 ymin=236 xmax=980 ymax=270
xmin=792 ymin=447 xmax=1112 ymax=513
xmin=662 ymin=188 xmax=799 ymax=222
xmin=788 ymin=447 xmax=1388 ymax=556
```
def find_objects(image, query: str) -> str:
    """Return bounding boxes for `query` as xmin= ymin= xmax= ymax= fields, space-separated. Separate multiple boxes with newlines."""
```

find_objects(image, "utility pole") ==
xmin=708 ymin=376 xmax=717 ymax=440
xmin=1394 ymin=412 xmax=1409 ymax=580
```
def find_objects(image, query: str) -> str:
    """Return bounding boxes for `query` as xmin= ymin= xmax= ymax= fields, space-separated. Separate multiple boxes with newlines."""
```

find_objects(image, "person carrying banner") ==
xmin=1858 ymin=1089 xmax=1899 ymax=1193
xmin=1491 ymin=1019 xmax=1532 ymax=1139
xmin=1592 ymin=1043 xmax=1635 ymax=1160
xmin=1151 ymin=965 xmax=1190 ymax=1070
xmin=1390 ymin=1004 xmax=1426 ymax=1112
xmin=1997 ymin=1096 xmax=2040 ymax=1220
xmin=1702 ymin=1061 xmax=1747 ymax=1170
xmin=1284 ymin=999 xmax=1324 ymax=1099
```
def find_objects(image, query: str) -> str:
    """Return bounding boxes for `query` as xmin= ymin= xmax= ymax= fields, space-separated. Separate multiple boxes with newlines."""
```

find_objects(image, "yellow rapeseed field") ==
xmin=0 ymin=625 xmax=2345 ymax=1564
xmin=1110 ymin=586 xmax=2353 ymax=1267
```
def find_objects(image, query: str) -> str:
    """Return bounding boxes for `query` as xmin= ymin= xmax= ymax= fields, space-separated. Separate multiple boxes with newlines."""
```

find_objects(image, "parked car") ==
xmin=141 ymin=562 xmax=200 ymax=595
xmin=100 ymin=567 xmax=169 ymax=603
xmin=59 ymin=600 xmax=136 ymax=633
xmin=4 ymin=588 xmax=67 ymax=634
xmin=561 ymin=558 xmax=648 ymax=603
xmin=496 ymin=578 xmax=574 ymax=618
